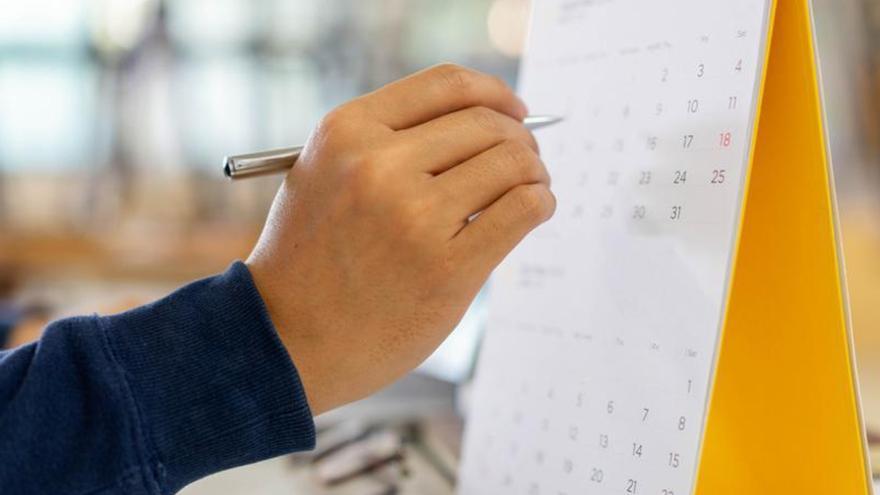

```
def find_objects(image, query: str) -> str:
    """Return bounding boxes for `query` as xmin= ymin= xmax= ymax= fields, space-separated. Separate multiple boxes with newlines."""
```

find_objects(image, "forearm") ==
xmin=0 ymin=262 xmax=315 ymax=494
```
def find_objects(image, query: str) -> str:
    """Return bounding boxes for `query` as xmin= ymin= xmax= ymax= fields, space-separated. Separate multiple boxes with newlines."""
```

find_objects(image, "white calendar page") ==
xmin=459 ymin=1 xmax=772 ymax=494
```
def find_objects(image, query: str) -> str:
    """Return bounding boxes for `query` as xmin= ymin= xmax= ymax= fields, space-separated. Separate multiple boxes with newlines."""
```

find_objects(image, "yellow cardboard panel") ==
xmin=696 ymin=1 xmax=870 ymax=493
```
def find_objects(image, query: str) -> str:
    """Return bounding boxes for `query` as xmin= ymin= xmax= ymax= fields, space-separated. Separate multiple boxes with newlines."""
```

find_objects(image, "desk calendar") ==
xmin=459 ymin=1 xmax=872 ymax=493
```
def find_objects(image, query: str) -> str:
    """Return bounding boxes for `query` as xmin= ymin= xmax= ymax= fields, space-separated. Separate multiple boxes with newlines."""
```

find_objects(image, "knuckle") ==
xmin=500 ymin=140 xmax=539 ymax=178
xmin=503 ymin=114 xmax=537 ymax=147
xmin=507 ymin=121 xmax=536 ymax=147
xmin=470 ymin=106 xmax=503 ymax=133
xmin=319 ymin=106 xmax=349 ymax=132
xmin=489 ymin=74 xmax=516 ymax=100
xmin=489 ymin=73 xmax=509 ymax=90
xmin=515 ymin=185 xmax=556 ymax=221
xmin=539 ymin=187 xmax=558 ymax=219
xmin=315 ymin=107 xmax=354 ymax=146
xmin=433 ymin=63 xmax=473 ymax=91
xmin=345 ymin=153 xmax=385 ymax=195
xmin=341 ymin=143 xmax=409 ymax=211
xmin=515 ymin=186 xmax=543 ymax=215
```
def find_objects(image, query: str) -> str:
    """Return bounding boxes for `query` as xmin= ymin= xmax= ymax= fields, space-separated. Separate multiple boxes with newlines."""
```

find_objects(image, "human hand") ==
xmin=247 ymin=64 xmax=555 ymax=415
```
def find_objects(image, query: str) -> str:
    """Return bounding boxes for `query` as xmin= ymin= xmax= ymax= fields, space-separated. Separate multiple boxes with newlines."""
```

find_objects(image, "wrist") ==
xmin=245 ymin=258 xmax=334 ymax=415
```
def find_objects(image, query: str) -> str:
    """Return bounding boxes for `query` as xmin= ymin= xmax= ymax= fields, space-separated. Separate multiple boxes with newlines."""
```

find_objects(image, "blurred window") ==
xmin=0 ymin=60 xmax=98 ymax=172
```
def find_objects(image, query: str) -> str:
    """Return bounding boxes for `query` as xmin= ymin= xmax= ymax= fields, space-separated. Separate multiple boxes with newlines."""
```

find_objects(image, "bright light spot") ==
xmin=166 ymin=0 xmax=253 ymax=49
xmin=0 ymin=0 xmax=86 ymax=45
xmin=487 ymin=0 xmax=531 ymax=58
xmin=89 ymin=0 xmax=157 ymax=55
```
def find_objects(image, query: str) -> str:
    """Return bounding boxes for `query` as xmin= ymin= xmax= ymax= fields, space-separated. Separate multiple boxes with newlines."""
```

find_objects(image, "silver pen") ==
xmin=223 ymin=114 xmax=563 ymax=180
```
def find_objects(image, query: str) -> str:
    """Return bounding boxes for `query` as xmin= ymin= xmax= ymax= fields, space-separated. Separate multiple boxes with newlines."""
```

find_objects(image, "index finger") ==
xmin=353 ymin=64 xmax=528 ymax=130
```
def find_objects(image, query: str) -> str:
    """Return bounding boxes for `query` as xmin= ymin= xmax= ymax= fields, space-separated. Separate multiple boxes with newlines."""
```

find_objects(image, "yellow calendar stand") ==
xmin=696 ymin=0 xmax=873 ymax=493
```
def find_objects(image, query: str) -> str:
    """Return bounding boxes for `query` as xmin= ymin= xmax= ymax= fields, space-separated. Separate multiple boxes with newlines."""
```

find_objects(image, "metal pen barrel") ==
xmin=224 ymin=146 xmax=305 ymax=179
xmin=223 ymin=115 xmax=562 ymax=180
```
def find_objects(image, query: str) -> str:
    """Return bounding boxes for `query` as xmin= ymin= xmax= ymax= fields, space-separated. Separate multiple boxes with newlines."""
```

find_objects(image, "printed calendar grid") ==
xmin=460 ymin=1 xmax=774 ymax=494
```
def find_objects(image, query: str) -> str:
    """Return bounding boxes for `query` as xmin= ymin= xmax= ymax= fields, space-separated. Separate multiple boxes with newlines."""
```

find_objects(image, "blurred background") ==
xmin=1 ymin=0 xmax=879 ymax=493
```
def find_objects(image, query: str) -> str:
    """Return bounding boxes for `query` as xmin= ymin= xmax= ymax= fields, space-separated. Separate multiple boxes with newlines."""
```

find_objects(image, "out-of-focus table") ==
xmin=182 ymin=374 xmax=460 ymax=495
xmin=181 ymin=448 xmax=454 ymax=495
xmin=181 ymin=452 xmax=880 ymax=495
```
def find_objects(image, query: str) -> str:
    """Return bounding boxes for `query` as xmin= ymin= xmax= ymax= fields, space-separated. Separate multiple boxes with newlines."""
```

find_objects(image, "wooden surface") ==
xmin=0 ymin=226 xmax=259 ymax=283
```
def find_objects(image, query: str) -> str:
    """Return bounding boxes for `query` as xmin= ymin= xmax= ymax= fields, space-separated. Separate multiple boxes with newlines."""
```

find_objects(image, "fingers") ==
xmin=396 ymin=106 xmax=539 ymax=174
xmin=352 ymin=64 xmax=528 ymax=130
xmin=433 ymin=139 xmax=550 ymax=222
xmin=453 ymin=183 xmax=556 ymax=276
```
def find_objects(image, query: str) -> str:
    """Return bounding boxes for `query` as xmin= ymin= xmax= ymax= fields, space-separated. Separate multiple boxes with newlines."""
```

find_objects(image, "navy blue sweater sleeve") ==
xmin=0 ymin=262 xmax=316 ymax=495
